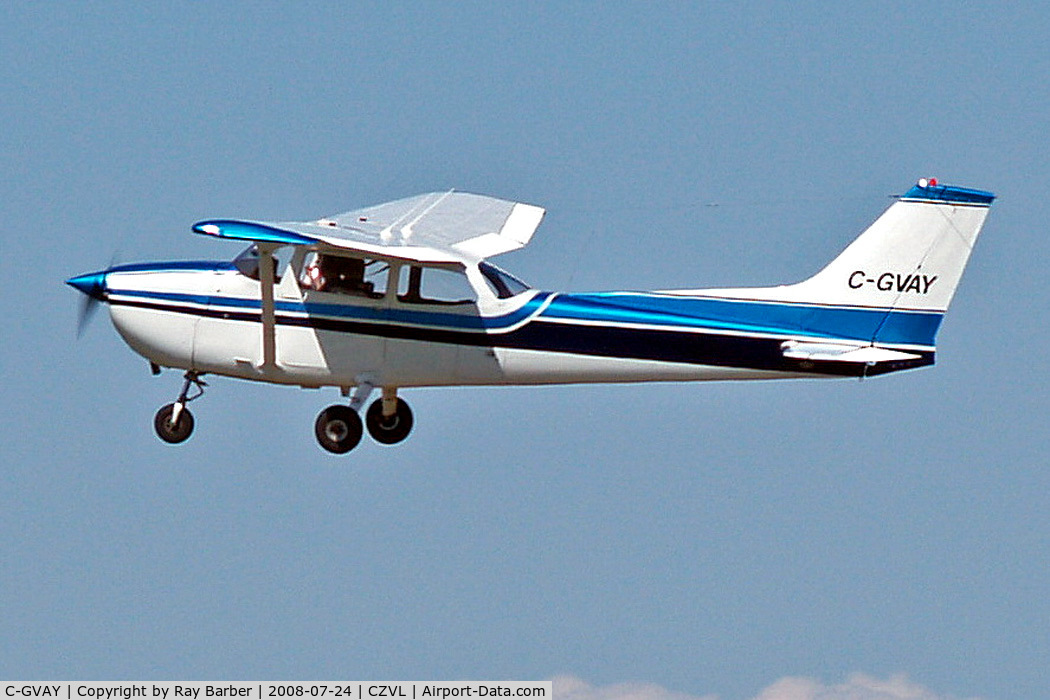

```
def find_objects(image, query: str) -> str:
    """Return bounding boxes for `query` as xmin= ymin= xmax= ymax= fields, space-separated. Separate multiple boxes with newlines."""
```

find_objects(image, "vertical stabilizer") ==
xmin=785 ymin=180 xmax=994 ymax=312
xmin=693 ymin=179 xmax=995 ymax=347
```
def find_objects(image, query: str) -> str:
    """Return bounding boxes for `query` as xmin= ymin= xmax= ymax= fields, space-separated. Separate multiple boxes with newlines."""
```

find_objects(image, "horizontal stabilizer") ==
xmin=780 ymin=340 xmax=922 ymax=364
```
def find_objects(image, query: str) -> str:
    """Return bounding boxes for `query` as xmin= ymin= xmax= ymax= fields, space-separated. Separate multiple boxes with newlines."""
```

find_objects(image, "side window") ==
xmin=398 ymin=266 xmax=477 ymax=304
xmin=363 ymin=260 xmax=392 ymax=295
xmin=301 ymin=253 xmax=391 ymax=298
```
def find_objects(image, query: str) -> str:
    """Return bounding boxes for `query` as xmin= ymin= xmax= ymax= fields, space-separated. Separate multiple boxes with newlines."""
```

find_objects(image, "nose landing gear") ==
xmin=154 ymin=371 xmax=206 ymax=444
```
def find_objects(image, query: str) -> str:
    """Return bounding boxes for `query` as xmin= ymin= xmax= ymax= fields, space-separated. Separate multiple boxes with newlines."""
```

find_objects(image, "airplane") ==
xmin=67 ymin=178 xmax=994 ymax=454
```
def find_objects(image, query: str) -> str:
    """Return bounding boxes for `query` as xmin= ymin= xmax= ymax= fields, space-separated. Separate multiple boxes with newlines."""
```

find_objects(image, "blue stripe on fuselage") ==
xmin=540 ymin=292 xmax=943 ymax=347
xmin=106 ymin=286 xmax=941 ymax=347
xmin=107 ymin=288 xmax=552 ymax=331
xmin=112 ymin=285 xmax=944 ymax=348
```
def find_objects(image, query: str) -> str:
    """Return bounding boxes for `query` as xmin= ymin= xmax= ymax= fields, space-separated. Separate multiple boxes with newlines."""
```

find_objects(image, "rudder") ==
xmin=787 ymin=179 xmax=995 ymax=313
xmin=688 ymin=179 xmax=995 ymax=350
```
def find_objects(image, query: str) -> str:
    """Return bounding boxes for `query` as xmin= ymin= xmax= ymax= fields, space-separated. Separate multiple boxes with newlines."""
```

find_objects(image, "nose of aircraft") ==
xmin=65 ymin=270 xmax=109 ymax=300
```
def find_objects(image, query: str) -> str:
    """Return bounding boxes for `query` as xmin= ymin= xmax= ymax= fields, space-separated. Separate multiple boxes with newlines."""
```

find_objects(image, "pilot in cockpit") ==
xmin=303 ymin=254 xmax=374 ymax=296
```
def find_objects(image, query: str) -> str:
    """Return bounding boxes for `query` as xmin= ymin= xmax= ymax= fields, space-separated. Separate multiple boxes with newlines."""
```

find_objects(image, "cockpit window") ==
xmin=479 ymin=261 xmax=530 ymax=299
xmin=300 ymin=252 xmax=390 ymax=298
xmin=398 ymin=265 xmax=476 ymax=304
xmin=233 ymin=244 xmax=285 ymax=282
xmin=233 ymin=244 xmax=261 ymax=278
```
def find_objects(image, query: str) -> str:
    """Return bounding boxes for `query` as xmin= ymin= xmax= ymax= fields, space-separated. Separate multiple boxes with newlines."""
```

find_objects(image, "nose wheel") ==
xmin=154 ymin=403 xmax=195 ymax=443
xmin=154 ymin=371 xmax=206 ymax=444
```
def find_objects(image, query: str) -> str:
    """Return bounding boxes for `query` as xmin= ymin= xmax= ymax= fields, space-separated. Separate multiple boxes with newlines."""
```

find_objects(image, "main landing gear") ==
xmin=154 ymin=371 xmax=206 ymax=444
xmin=365 ymin=396 xmax=413 ymax=445
xmin=314 ymin=405 xmax=362 ymax=454
xmin=315 ymin=386 xmax=414 ymax=454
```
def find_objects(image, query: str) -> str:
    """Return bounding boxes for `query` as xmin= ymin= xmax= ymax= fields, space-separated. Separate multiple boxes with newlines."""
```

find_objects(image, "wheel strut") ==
xmin=381 ymin=386 xmax=399 ymax=419
xmin=171 ymin=371 xmax=207 ymax=425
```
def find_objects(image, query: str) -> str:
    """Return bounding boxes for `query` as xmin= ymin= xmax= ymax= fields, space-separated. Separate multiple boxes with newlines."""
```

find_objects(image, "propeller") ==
xmin=75 ymin=290 xmax=102 ymax=338
xmin=67 ymin=252 xmax=119 ymax=337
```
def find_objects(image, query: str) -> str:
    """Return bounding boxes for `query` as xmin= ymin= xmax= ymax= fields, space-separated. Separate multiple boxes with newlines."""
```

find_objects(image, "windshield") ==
xmin=233 ymin=244 xmax=262 ymax=278
xmin=479 ymin=261 xmax=530 ymax=299
xmin=233 ymin=244 xmax=290 ymax=281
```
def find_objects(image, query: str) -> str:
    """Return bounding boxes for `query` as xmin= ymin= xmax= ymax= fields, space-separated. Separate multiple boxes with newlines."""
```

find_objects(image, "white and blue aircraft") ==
xmin=67 ymin=179 xmax=994 ymax=454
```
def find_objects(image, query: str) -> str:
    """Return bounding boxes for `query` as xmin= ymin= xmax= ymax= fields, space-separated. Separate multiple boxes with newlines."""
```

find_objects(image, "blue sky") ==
xmin=2 ymin=3 xmax=1048 ymax=699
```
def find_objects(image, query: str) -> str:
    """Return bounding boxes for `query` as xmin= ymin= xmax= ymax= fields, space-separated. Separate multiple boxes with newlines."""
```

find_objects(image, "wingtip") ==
xmin=192 ymin=221 xmax=223 ymax=236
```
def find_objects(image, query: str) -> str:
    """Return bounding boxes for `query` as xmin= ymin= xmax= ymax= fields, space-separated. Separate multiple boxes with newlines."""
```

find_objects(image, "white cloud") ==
xmin=550 ymin=673 xmax=981 ymax=700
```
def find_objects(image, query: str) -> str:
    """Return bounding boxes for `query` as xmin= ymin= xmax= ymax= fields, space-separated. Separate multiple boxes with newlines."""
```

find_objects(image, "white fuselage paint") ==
xmin=104 ymin=266 xmax=805 ymax=390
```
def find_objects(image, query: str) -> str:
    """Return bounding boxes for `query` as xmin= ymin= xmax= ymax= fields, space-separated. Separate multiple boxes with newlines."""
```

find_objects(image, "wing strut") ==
xmin=259 ymin=244 xmax=277 ymax=370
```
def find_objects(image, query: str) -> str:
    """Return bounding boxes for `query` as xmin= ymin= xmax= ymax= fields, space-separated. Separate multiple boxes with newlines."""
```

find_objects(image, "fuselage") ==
xmin=62 ymin=181 xmax=1000 ymax=455
xmin=63 ymin=182 xmax=992 ymax=452
xmin=78 ymin=256 xmax=934 ymax=391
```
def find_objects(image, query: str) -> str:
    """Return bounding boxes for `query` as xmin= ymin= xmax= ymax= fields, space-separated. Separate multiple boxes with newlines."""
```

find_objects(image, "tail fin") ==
xmin=787 ymin=179 xmax=994 ymax=312
xmin=700 ymin=179 xmax=994 ymax=347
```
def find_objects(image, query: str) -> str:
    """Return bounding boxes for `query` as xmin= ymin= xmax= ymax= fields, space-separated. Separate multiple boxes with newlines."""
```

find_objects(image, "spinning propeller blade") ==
xmin=66 ymin=268 xmax=110 ymax=338
xmin=76 ymin=293 xmax=101 ymax=338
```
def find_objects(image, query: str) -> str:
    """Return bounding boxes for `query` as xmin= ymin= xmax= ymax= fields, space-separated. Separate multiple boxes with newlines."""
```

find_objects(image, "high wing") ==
xmin=193 ymin=191 xmax=546 ymax=264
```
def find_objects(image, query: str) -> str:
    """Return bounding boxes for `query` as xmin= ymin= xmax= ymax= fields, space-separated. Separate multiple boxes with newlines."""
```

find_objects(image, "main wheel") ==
xmin=365 ymin=398 xmax=414 ymax=445
xmin=315 ymin=405 xmax=363 ymax=454
xmin=154 ymin=403 xmax=194 ymax=444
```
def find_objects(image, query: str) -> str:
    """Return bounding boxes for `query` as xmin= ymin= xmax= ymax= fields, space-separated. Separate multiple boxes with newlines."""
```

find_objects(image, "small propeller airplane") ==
xmin=67 ymin=179 xmax=994 ymax=454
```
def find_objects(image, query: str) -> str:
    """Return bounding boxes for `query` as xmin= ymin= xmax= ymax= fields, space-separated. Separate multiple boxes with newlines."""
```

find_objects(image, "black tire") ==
xmin=314 ymin=405 xmax=363 ymax=454
xmin=365 ymin=398 xmax=414 ymax=445
xmin=154 ymin=403 xmax=194 ymax=444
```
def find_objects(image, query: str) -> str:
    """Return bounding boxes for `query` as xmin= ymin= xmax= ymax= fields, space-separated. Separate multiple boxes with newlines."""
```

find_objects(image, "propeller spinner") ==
xmin=66 ymin=270 xmax=109 ymax=337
